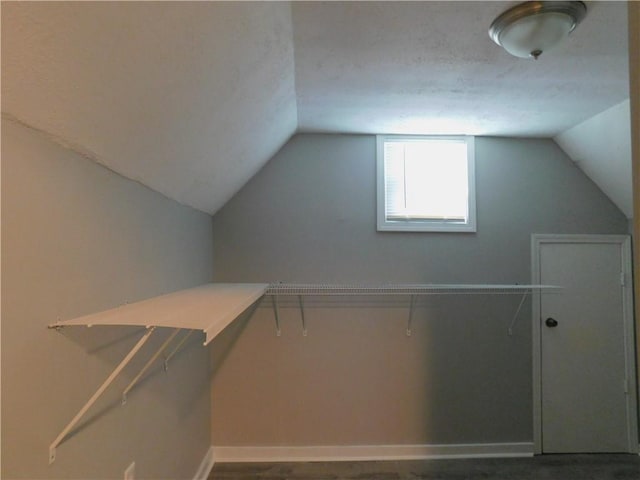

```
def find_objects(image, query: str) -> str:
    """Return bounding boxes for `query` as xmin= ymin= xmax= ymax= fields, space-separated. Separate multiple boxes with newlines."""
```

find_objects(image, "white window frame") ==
xmin=376 ymin=135 xmax=476 ymax=233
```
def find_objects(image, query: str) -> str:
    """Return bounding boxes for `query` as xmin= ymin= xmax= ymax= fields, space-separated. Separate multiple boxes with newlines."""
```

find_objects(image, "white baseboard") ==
xmin=212 ymin=443 xmax=534 ymax=463
xmin=193 ymin=446 xmax=215 ymax=480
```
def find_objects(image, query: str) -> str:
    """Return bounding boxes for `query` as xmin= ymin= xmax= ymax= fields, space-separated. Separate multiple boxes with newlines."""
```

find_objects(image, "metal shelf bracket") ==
xmin=122 ymin=328 xmax=181 ymax=405
xmin=298 ymin=295 xmax=308 ymax=336
xmin=508 ymin=292 xmax=529 ymax=336
xmin=49 ymin=327 xmax=156 ymax=464
xmin=407 ymin=295 xmax=416 ymax=336
xmin=164 ymin=330 xmax=194 ymax=371
xmin=272 ymin=295 xmax=281 ymax=336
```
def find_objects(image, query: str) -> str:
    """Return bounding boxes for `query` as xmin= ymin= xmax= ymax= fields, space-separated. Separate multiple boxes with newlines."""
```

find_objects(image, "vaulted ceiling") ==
xmin=1 ymin=1 xmax=631 ymax=215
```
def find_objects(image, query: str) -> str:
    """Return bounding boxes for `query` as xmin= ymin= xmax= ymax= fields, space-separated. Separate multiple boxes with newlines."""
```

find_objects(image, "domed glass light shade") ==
xmin=489 ymin=1 xmax=587 ymax=59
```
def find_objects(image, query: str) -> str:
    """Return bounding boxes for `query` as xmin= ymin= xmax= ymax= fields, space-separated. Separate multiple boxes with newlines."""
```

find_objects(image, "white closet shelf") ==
xmin=48 ymin=281 xmax=557 ymax=463
xmin=266 ymin=283 xmax=559 ymax=296
xmin=47 ymin=282 xmax=267 ymax=463
xmin=50 ymin=284 xmax=558 ymax=332
xmin=49 ymin=283 xmax=268 ymax=345
xmin=49 ymin=282 xmax=559 ymax=341
xmin=264 ymin=283 xmax=559 ymax=338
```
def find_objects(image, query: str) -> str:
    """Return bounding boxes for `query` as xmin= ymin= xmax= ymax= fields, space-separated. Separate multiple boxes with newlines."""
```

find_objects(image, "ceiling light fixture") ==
xmin=489 ymin=1 xmax=587 ymax=60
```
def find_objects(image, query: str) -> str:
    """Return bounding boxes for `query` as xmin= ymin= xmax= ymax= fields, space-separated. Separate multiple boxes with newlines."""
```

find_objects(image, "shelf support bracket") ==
xmin=407 ymin=295 xmax=416 ymax=336
xmin=298 ymin=295 xmax=307 ymax=336
xmin=272 ymin=295 xmax=281 ymax=336
xmin=49 ymin=327 xmax=156 ymax=464
xmin=164 ymin=330 xmax=194 ymax=371
xmin=508 ymin=292 xmax=529 ymax=336
xmin=122 ymin=328 xmax=181 ymax=405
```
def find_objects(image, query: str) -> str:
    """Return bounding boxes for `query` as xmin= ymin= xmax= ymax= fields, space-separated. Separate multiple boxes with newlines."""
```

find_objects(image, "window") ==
xmin=376 ymin=135 xmax=476 ymax=232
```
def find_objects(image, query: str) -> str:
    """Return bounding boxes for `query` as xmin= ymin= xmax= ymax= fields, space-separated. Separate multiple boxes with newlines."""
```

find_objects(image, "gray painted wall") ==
xmin=2 ymin=119 xmax=213 ymax=479
xmin=210 ymin=133 xmax=627 ymax=447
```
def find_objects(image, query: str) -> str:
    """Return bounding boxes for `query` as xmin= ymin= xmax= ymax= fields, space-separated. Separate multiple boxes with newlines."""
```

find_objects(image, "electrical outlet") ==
xmin=124 ymin=461 xmax=136 ymax=480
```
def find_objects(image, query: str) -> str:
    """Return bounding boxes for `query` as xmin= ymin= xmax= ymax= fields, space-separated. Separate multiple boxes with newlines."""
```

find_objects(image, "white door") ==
xmin=532 ymin=235 xmax=637 ymax=454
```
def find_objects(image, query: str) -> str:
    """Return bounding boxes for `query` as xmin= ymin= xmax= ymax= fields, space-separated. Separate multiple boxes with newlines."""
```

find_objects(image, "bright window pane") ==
xmin=377 ymin=136 xmax=476 ymax=232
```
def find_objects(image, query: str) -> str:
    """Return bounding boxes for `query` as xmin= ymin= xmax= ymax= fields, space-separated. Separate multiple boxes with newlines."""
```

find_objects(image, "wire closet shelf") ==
xmin=265 ymin=283 xmax=558 ymax=296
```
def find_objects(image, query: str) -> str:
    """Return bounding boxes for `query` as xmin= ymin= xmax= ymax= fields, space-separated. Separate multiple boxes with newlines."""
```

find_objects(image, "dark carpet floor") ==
xmin=210 ymin=454 xmax=640 ymax=479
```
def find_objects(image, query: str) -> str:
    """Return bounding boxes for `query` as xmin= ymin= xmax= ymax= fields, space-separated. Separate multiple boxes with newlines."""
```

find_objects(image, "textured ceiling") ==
xmin=2 ymin=2 xmax=297 ymax=213
xmin=293 ymin=1 xmax=629 ymax=136
xmin=1 ymin=1 xmax=630 ymax=214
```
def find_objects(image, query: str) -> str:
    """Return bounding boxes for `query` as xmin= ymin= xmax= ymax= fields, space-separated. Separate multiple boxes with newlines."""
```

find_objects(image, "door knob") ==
xmin=545 ymin=317 xmax=558 ymax=328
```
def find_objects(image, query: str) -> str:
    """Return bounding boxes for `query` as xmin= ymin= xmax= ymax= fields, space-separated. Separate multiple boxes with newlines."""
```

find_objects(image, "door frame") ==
xmin=531 ymin=234 xmax=638 ymax=454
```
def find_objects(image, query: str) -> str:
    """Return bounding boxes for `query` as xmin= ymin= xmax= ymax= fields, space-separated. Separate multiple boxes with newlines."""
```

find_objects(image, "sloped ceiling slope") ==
xmin=1 ymin=2 xmax=297 ymax=214
xmin=293 ymin=1 xmax=628 ymax=137
xmin=555 ymin=100 xmax=633 ymax=218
